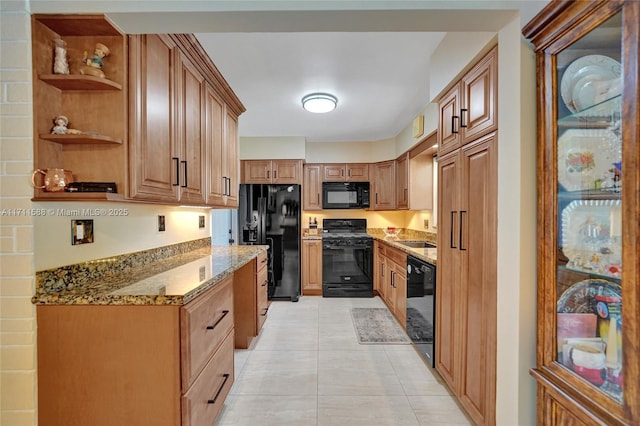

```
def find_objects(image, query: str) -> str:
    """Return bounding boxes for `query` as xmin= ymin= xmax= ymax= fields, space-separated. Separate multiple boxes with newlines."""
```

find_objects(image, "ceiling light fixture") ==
xmin=302 ymin=93 xmax=337 ymax=113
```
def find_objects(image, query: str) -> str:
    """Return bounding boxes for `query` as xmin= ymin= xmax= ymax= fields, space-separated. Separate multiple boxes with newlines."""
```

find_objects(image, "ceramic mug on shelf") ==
xmin=31 ymin=168 xmax=73 ymax=192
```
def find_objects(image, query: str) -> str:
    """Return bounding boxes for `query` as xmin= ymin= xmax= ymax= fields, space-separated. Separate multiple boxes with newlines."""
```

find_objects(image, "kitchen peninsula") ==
xmin=32 ymin=238 xmax=267 ymax=426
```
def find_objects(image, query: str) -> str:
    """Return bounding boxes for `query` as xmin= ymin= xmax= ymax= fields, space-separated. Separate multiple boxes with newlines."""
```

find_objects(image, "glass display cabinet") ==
xmin=523 ymin=1 xmax=639 ymax=424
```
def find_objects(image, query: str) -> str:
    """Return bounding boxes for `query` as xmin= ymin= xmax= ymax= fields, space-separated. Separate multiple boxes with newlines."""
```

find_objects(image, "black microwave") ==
xmin=322 ymin=182 xmax=370 ymax=209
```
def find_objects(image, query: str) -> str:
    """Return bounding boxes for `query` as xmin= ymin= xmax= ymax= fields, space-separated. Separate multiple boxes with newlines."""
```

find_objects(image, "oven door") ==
xmin=322 ymin=241 xmax=373 ymax=297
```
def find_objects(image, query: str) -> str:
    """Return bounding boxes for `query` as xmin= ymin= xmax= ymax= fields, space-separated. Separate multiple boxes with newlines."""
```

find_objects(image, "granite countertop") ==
xmin=32 ymin=245 xmax=268 ymax=306
xmin=368 ymin=233 xmax=437 ymax=266
xmin=385 ymin=241 xmax=437 ymax=266
xmin=302 ymin=229 xmax=437 ymax=265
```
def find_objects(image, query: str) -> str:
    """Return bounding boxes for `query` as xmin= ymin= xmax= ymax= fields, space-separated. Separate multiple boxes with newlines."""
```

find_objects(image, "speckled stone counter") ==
xmin=368 ymin=229 xmax=437 ymax=266
xmin=32 ymin=239 xmax=268 ymax=305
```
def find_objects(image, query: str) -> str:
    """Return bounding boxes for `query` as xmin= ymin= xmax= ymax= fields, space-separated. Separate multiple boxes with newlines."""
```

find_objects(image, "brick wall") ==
xmin=0 ymin=1 xmax=37 ymax=425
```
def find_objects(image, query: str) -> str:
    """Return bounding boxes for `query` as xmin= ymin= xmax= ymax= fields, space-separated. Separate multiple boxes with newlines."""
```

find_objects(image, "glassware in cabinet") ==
xmin=554 ymin=10 xmax=624 ymax=404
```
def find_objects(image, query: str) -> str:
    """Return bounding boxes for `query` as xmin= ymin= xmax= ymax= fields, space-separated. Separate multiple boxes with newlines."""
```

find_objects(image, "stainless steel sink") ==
xmin=396 ymin=241 xmax=436 ymax=249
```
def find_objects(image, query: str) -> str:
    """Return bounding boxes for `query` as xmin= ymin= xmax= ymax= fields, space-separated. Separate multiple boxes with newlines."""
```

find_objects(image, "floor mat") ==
xmin=351 ymin=307 xmax=411 ymax=344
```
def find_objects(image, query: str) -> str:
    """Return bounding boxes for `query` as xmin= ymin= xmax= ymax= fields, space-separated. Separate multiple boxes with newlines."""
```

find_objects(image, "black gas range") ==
xmin=321 ymin=219 xmax=373 ymax=297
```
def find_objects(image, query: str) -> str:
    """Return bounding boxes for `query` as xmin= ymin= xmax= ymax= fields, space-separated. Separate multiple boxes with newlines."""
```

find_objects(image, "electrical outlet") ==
xmin=199 ymin=215 xmax=205 ymax=229
xmin=158 ymin=215 xmax=165 ymax=232
xmin=424 ymin=219 xmax=429 ymax=229
xmin=71 ymin=219 xmax=94 ymax=245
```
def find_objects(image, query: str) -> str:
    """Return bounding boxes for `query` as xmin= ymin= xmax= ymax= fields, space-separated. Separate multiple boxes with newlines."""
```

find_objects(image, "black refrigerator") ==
xmin=238 ymin=184 xmax=301 ymax=302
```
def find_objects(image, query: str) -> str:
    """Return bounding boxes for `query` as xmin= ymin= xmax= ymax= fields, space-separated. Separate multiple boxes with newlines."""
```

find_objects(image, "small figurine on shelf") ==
xmin=51 ymin=115 xmax=69 ymax=134
xmin=53 ymin=38 xmax=69 ymax=75
xmin=50 ymin=115 xmax=82 ymax=135
xmin=80 ymin=42 xmax=110 ymax=78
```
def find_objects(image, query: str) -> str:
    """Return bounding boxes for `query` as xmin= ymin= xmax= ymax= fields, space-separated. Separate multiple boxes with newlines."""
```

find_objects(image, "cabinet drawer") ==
xmin=182 ymin=330 xmax=234 ymax=426
xmin=386 ymin=246 xmax=407 ymax=267
xmin=257 ymin=265 xmax=269 ymax=330
xmin=256 ymin=251 xmax=268 ymax=272
xmin=180 ymin=275 xmax=234 ymax=391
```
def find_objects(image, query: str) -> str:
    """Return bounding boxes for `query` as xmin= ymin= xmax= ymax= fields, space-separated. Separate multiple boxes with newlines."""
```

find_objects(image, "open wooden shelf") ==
xmin=39 ymin=74 xmax=122 ymax=91
xmin=32 ymin=192 xmax=124 ymax=202
xmin=39 ymin=133 xmax=123 ymax=145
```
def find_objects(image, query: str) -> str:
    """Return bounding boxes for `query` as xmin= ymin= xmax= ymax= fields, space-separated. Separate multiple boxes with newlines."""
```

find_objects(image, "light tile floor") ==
xmin=216 ymin=296 xmax=471 ymax=426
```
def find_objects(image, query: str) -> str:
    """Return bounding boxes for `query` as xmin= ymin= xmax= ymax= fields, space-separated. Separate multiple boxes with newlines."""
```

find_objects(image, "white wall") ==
xmin=495 ymin=17 xmax=537 ymax=426
xmin=304 ymin=139 xmax=395 ymax=163
xmin=430 ymin=32 xmax=497 ymax=101
xmin=394 ymin=102 xmax=439 ymax=155
xmin=239 ymin=136 xmax=306 ymax=159
xmin=33 ymin=202 xmax=212 ymax=270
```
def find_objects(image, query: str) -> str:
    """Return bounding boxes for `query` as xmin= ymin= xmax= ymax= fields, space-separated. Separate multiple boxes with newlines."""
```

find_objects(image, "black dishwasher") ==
xmin=406 ymin=255 xmax=436 ymax=367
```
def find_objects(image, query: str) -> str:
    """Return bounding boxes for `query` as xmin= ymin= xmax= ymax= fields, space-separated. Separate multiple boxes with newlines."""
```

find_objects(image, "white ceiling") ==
xmin=31 ymin=1 xmax=551 ymax=143
xmin=196 ymin=31 xmax=445 ymax=142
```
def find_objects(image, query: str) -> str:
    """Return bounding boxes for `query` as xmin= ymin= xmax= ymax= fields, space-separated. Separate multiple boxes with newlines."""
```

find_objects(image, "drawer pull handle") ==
xmin=260 ymin=307 xmax=269 ymax=316
xmin=261 ymin=257 xmax=267 ymax=264
xmin=261 ymin=279 xmax=268 ymax=287
xmin=206 ymin=310 xmax=229 ymax=330
xmin=207 ymin=373 xmax=230 ymax=404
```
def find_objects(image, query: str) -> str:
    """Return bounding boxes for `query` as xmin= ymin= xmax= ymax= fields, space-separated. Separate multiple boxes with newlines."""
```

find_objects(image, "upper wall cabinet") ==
xmin=372 ymin=160 xmax=396 ymax=210
xmin=438 ymin=46 xmax=497 ymax=157
xmin=31 ymin=17 xmax=244 ymax=207
xmin=204 ymin=81 xmax=239 ymax=207
xmin=241 ymin=160 xmax=303 ymax=184
xmin=396 ymin=131 xmax=437 ymax=211
xmin=31 ymin=15 xmax=128 ymax=201
xmin=303 ymin=163 xmax=323 ymax=211
xmin=128 ymin=33 xmax=244 ymax=206
xmin=323 ymin=163 xmax=369 ymax=182
xmin=524 ymin=1 xmax=639 ymax=424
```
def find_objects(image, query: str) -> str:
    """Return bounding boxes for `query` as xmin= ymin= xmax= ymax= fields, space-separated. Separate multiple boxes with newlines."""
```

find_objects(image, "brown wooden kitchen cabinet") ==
xmin=129 ymin=33 xmax=244 ymax=207
xmin=322 ymin=163 xmax=369 ymax=182
xmin=129 ymin=34 xmax=207 ymax=204
xmin=436 ymin=132 xmax=497 ymax=425
xmin=372 ymin=160 xmax=396 ymax=210
xmin=385 ymin=244 xmax=407 ymax=328
xmin=128 ymin=33 xmax=178 ymax=203
xmin=174 ymin=47 xmax=207 ymax=205
xmin=241 ymin=159 xmax=303 ymax=184
xmin=301 ymin=239 xmax=322 ymax=295
xmin=233 ymin=252 xmax=269 ymax=349
xmin=438 ymin=46 xmax=497 ymax=157
xmin=205 ymin=84 xmax=231 ymax=207
xmin=374 ymin=242 xmax=407 ymax=327
xmin=36 ymin=275 xmax=235 ymax=426
xmin=31 ymin=15 xmax=128 ymax=201
xmin=223 ymin=110 xmax=239 ymax=207
xmin=396 ymin=153 xmax=409 ymax=209
xmin=303 ymin=163 xmax=323 ymax=210
xmin=524 ymin=1 xmax=640 ymax=424
xmin=204 ymin=80 xmax=240 ymax=208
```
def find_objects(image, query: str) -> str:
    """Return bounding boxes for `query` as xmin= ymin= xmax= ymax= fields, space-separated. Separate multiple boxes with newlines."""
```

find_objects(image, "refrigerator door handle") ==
xmin=258 ymin=196 xmax=267 ymax=245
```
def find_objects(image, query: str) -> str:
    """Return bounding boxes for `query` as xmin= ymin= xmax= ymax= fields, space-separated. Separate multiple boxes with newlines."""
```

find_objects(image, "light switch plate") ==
xmin=199 ymin=215 xmax=205 ymax=229
xmin=158 ymin=215 xmax=166 ymax=232
xmin=71 ymin=219 xmax=94 ymax=245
